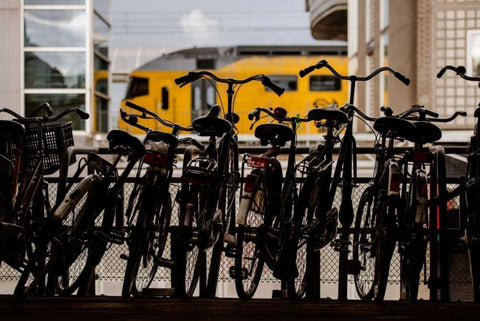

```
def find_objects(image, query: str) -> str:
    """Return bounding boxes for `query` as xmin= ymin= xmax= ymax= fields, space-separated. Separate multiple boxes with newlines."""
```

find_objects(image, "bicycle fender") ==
xmin=53 ymin=174 xmax=101 ymax=220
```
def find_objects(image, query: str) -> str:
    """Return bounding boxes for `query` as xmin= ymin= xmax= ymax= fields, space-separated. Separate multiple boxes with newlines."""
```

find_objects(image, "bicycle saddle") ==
xmin=412 ymin=121 xmax=442 ymax=144
xmin=373 ymin=116 xmax=417 ymax=142
xmin=0 ymin=120 xmax=24 ymax=137
xmin=307 ymin=104 xmax=348 ymax=124
xmin=255 ymin=123 xmax=294 ymax=147
xmin=107 ymin=129 xmax=145 ymax=158
xmin=145 ymin=130 xmax=178 ymax=149
xmin=192 ymin=105 xmax=232 ymax=137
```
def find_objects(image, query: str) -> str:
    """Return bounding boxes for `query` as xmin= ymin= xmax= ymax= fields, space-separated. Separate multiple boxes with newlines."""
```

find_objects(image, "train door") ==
xmin=191 ymin=79 xmax=216 ymax=120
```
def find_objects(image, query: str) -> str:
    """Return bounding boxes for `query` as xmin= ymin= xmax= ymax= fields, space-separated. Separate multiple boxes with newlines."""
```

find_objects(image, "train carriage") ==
xmin=119 ymin=45 xmax=348 ymax=139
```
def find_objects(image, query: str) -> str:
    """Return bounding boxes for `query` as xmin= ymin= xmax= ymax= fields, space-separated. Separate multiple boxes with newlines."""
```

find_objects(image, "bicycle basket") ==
xmin=0 ymin=120 xmax=25 ymax=163
xmin=182 ymin=157 xmax=217 ymax=184
xmin=24 ymin=122 xmax=75 ymax=175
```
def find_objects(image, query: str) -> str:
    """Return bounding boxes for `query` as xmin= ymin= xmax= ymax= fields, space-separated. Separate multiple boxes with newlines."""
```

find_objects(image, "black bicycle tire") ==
xmin=353 ymin=185 xmax=375 ymax=300
xmin=234 ymin=169 xmax=266 ymax=300
xmin=287 ymin=172 xmax=318 ymax=301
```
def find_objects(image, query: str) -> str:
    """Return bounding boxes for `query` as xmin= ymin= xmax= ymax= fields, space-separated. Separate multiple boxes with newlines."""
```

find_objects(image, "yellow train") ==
xmin=119 ymin=45 xmax=348 ymax=137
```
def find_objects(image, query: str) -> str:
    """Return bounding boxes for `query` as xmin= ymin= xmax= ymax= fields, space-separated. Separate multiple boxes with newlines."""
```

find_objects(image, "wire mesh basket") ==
xmin=24 ymin=122 xmax=75 ymax=175
xmin=0 ymin=120 xmax=25 ymax=163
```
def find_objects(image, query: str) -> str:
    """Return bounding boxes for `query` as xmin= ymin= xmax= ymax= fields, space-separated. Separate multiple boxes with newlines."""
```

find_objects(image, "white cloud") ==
xmin=179 ymin=9 xmax=220 ymax=34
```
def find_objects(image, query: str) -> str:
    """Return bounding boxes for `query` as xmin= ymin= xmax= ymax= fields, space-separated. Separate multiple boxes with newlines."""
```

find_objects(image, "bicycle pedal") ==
xmin=229 ymin=266 xmax=247 ymax=279
xmin=120 ymin=253 xmax=128 ymax=260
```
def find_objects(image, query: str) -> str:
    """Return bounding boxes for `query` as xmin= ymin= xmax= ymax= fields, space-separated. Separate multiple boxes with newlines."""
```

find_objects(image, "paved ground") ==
xmin=1 ymin=296 xmax=480 ymax=321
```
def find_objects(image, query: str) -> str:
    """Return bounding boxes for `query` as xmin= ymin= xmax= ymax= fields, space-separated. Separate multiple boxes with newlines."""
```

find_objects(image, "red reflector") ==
xmin=144 ymin=151 xmax=169 ymax=167
xmin=247 ymin=156 xmax=269 ymax=169
xmin=411 ymin=151 xmax=430 ymax=163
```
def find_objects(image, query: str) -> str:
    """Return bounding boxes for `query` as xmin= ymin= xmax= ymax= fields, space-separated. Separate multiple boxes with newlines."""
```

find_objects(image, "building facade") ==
xmin=308 ymin=0 xmax=480 ymax=136
xmin=0 ymin=0 xmax=111 ymax=139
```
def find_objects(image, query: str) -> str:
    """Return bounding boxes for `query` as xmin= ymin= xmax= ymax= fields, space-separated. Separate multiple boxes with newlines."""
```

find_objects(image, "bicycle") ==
xmin=297 ymin=59 xmax=410 ymax=300
xmin=0 ymin=103 xmax=85 ymax=272
xmin=174 ymin=71 xmax=284 ymax=298
xmin=14 ymin=126 xmax=145 ymax=298
xmin=120 ymin=101 xmax=203 ymax=298
xmin=352 ymin=106 xmax=417 ymax=301
xmin=234 ymin=106 xmax=310 ymax=300
xmin=435 ymin=65 xmax=480 ymax=301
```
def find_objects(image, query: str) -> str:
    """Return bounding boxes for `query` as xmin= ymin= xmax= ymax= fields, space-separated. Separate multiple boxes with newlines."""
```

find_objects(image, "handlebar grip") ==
xmin=41 ymin=102 xmax=53 ymax=116
xmin=299 ymin=65 xmax=316 ymax=78
xmin=248 ymin=108 xmax=260 ymax=121
xmin=125 ymin=100 xmax=147 ymax=113
xmin=437 ymin=67 xmax=448 ymax=79
xmin=174 ymin=72 xmax=200 ymax=86
xmin=458 ymin=110 xmax=467 ymax=117
xmin=425 ymin=109 xmax=439 ymax=118
xmin=394 ymin=72 xmax=410 ymax=86
xmin=262 ymin=78 xmax=285 ymax=96
xmin=75 ymin=108 xmax=90 ymax=120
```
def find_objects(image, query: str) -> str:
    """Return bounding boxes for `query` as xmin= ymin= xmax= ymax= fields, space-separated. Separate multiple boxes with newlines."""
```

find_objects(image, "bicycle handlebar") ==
xmin=299 ymin=59 xmax=410 ymax=86
xmin=28 ymin=102 xmax=53 ymax=117
xmin=248 ymin=107 xmax=309 ymax=128
xmin=124 ymin=101 xmax=194 ymax=133
xmin=174 ymin=71 xmax=285 ymax=96
xmin=436 ymin=65 xmax=480 ymax=82
xmin=397 ymin=105 xmax=466 ymax=122
xmin=0 ymin=106 xmax=89 ymax=125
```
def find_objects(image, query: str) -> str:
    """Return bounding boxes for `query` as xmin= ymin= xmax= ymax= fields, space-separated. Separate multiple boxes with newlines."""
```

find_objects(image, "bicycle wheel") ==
xmin=52 ymin=175 xmax=100 ymax=295
xmin=177 ymin=183 xmax=206 ymax=298
xmin=373 ymin=189 xmax=398 ymax=302
xmin=234 ymin=170 xmax=267 ymax=299
xmin=14 ymin=239 xmax=51 ymax=299
xmin=287 ymin=173 xmax=319 ymax=301
xmin=122 ymin=189 xmax=172 ymax=298
xmin=352 ymin=186 xmax=376 ymax=300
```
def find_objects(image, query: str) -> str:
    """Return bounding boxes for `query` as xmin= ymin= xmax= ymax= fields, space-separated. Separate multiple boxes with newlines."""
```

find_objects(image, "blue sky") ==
xmin=110 ymin=0 xmax=342 ymax=49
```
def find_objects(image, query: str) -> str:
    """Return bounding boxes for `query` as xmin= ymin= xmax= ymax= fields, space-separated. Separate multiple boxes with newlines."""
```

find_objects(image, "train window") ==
xmin=161 ymin=87 xmax=169 ymax=110
xmin=266 ymin=75 xmax=297 ymax=91
xmin=125 ymin=76 xmax=148 ymax=99
xmin=309 ymin=76 xmax=341 ymax=91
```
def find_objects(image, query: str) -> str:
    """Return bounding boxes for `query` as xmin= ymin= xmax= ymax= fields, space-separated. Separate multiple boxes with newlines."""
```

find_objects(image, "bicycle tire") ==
xmin=177 ymin=183 xmax=206 ymax=298
xmin=14 ymin=240 xmax=51 ymax=299
xmin=373 ymin=189 xmax=398 ymax=302
xmin=234 ymin=169 xmax=266 ymax=300
xmin=287 ymin=173 xmax=319 ymax=301
xmin=353 ymin=185 xmax=376 ymax=300
xmin=206 ymin=143 xmax=239 ymax=298
xmin=51 ymin=175 xmax=101 ymax=296
xmin=122 ymin=189 xmax=172 ymax=298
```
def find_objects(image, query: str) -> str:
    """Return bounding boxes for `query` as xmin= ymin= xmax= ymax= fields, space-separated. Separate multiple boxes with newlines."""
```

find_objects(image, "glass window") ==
xmin=94 ymin=0 xmax=110 ymax=20
xmin=24 ymin=10 xmax=86 ymax=47
xmin=125 ymin=77 xmax=148 ymax=99
xmin=95 ymin=76 xmax=108 ymax=96
xmin=309 ymin=76 xmax=341 ymax=91
xmin=266 ymin=75 xmax=297 ymax=91
xmin=95 ymin=96 xmax=109 ymax=133
xmin=24 ymin=51 xmax=85 ymax=89
xmin=94 ymin=13 xmax=109 ymax=57
xmin=25 ymin=0 xmax=85 ymax=4
xmin=25 ymin=94 xmax=86 ymax=130
xmin=468 ymin=30 xmax=480 ymax=76
xmin=94 ymin=55 xmax=109 ymax=70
